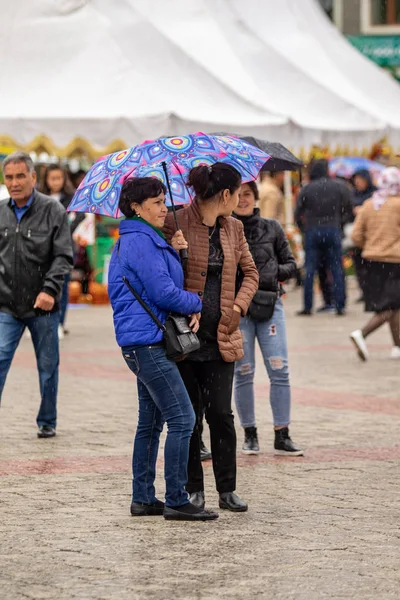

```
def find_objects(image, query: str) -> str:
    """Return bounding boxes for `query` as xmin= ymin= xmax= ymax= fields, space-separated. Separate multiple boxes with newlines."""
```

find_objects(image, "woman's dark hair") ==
xmin=187 ymin=162 xmax=241 ymax=200
xmin=39 ymin=164 xmax=75 ymax=196
xmin=243 ymin=180 xmax=259 ymax=201
xmin=119 ymin=177 xmax=167 ymax=217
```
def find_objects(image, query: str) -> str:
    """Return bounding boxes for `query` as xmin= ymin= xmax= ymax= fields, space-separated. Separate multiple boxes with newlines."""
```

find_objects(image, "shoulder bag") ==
xmin=122 ymin=276 xmax=200 ymax=361
xmin=248 ymin=289 xmax=278 ymax=322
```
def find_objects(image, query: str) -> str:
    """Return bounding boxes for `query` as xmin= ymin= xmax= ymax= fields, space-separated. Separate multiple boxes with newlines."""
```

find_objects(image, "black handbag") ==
xmin=122 ymin=276 xmax=200 ymax=361
xmin=248 ymin=290 xmax=278 ymax=322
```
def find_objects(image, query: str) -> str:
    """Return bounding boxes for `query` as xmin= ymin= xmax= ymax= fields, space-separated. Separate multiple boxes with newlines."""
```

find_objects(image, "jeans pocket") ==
xmin=122 ymin=349 xmax=140 ymax=375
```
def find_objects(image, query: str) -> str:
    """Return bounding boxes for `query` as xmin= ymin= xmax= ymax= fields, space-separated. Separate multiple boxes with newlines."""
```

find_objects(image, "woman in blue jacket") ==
xmin=108 ymin=177 xmax=218 ymax=522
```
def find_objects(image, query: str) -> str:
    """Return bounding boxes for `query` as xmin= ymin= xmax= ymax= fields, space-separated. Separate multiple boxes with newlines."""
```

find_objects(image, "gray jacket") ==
xmin=0 ymin=190 xmax=74 ymax=318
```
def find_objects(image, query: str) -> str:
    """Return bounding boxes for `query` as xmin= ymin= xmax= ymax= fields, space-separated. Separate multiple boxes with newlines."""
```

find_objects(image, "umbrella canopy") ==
xmin=211 ymin=133 xmax=303 ymax=171
xmin=67 ymin=132 xmax=270 ymax=217
xmin=329 ymin=157 xmax=385 ymax=180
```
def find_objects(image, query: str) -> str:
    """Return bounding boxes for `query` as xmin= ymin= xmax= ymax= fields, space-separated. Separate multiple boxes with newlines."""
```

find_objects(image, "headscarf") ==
xmin=372 ymin=167 xmax=400 ymax=210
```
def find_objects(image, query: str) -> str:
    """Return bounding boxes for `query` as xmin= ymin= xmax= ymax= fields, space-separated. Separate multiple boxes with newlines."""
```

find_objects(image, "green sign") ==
xmin=348 ymin=35 xmax=400 ymax=81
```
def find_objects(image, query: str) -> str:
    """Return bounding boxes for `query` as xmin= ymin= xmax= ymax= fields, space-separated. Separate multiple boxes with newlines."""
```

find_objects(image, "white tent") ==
xmin=0 ymin=0 xmax=399 ymax=157
xmin=0 ymin=0 xmax=288 ymax=158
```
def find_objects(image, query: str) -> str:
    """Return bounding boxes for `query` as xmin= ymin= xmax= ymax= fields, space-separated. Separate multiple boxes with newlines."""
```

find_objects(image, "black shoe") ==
xmin=274 ymin=427 xmax=304 ymax=456
xmin=189 ymin=491 xmax=205 ymax=509
xmin=219 ymin=492 xmax=248 ymax=512
xmin=243 ymin=427 xmax=260 ymax=455
xmin=296 ymin=310 xmax=312 ymax=316
xmin=164 ymin=503 xmax=218 ymax=521
xmin=336 ymin=310 xmax=346 ymax=316
xmin=37 ymin=426 xmax=56 ymax=438
xmin=200 ymin=440 xmax=212 ymax=462
xmin=130 ymin=500 xmax=164 ymax=516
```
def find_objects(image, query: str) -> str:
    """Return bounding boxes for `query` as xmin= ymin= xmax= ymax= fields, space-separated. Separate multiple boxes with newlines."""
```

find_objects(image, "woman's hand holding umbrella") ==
xmin=171 ymin=229 xmax=188 ymax=252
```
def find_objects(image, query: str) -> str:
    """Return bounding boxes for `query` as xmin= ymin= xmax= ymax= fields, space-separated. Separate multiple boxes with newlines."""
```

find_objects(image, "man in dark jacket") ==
xmin=295 ymin=159 xmax=353 ymax=315
xmin=0 ymin=152 xmax=73 ymax=437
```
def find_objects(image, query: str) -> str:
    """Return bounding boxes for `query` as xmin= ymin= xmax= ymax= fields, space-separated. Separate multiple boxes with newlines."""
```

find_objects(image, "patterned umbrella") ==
xmin=67 ymin=132 xmax=270 ymax=218
xmin=329 ymin=157 xmax=385 ymax=181
xmin=212 ymin=132 xmax=303 ymax=171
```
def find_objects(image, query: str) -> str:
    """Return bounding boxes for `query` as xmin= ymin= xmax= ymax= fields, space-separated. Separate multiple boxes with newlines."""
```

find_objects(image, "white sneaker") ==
xmin=58 ymin=325 xmax=65 ymax=340
xmin=391 ymin=346 xmax=400 ymax=359
xmin=350 ymin=330 xmax=369 ymax=361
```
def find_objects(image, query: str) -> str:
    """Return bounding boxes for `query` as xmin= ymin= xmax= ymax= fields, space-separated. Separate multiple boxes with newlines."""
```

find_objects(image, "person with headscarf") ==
xmin=350 ymin=167 xmax=400 ymax=361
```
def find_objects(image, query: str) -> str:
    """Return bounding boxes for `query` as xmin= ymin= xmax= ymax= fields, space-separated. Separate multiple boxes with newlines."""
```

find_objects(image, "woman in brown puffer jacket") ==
xmin=163 ymin=163 xmax=259 ymax=513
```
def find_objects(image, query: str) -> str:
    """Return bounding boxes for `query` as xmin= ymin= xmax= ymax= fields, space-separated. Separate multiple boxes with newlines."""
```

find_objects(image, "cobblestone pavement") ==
xmin=1 ymin=286 xmax=400 ymax=600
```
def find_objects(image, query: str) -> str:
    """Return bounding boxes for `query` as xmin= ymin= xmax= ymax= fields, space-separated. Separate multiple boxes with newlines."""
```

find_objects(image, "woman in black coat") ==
xmin=233 ymin=181 xmax=303 ymax=456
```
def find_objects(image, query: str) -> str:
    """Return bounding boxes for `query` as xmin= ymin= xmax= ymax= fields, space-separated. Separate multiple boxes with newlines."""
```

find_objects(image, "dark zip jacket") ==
xmin=235 ymin=209 xmax=296 ymax=292
xmin=295 ymin=160 xmax=353 ymax=231
xmin=0 ymin=190 xmax=74 ymax=318
xmin=351 ymin=169 xmax=377 ymax=209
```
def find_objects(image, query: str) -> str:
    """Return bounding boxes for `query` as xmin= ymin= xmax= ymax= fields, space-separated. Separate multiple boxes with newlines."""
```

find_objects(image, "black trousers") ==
xmin=178 ymin=360 xmax=236 ymax=494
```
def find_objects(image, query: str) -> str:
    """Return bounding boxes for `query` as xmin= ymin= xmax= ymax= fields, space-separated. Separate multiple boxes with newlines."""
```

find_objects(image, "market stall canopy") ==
xmin=0 ymin=0 xmax=399 ymax=158
xmin=225 ymin=0 xmax=400 ymax=146
xmin=0 ymin=0 xmax=288 ymax=158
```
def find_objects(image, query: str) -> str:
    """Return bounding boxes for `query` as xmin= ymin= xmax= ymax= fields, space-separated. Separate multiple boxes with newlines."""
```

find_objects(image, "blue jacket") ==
xmin=108 ymin=219 xmax=202 ymax=348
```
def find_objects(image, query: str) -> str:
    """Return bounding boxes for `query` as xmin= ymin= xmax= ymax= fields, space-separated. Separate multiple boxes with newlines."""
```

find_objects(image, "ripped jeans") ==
xmin=234 ymin=299 xmax=291 ymax=428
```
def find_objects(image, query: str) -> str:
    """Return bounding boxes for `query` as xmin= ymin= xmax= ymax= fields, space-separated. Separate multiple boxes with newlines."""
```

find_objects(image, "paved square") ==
xmin=1 ymin=287 xmax=399 ymax=599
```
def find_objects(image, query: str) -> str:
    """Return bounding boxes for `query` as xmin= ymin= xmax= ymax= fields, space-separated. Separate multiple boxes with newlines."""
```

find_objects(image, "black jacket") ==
xmin=295 ymin=160 xmax=353 ymax=231
xmin=0 ymin=190 xmax=74 ymax=318
xmin=350 ymin=169 xmax=377 ymax=209
xmin=235 ymin=209 xmax=296 ymax=293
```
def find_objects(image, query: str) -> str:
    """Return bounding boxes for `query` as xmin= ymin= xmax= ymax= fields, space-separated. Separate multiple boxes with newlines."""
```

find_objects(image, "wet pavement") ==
xmin=1 ymin=285 xmax=399 ymax=599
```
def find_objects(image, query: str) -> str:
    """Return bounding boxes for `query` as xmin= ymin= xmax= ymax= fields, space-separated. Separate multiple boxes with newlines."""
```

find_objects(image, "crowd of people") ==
xmin=0 ymin=149 xmax=399 ymax=521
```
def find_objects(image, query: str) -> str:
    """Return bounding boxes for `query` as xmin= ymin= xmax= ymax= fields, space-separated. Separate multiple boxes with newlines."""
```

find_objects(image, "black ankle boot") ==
xmin=274 ymin=427 xmax=304 ymax=456
xmin=243 ymin=427 xmax=259 ymax=455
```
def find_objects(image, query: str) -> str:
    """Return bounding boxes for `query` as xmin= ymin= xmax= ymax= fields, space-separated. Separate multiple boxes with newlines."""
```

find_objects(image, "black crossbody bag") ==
xmin=122 ymin=276 xmax=200 ymax=362
xmin=248 ymin=290 xmax=278 ymax=322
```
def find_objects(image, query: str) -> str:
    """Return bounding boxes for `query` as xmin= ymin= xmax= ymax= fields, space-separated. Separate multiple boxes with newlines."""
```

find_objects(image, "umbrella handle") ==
xmin=161 ymin=161 xmax=188 ymax=263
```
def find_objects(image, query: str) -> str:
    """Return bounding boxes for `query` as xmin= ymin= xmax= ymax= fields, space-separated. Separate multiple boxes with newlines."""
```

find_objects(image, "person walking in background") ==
xmin=0 ymin=152 xmax=73 ymax=437
xmin=350 ymin=169 xmax=377 ymax=303
xmin=233 ymin=182 xmax=303 ymax=456
xmin=258 ymin=170 xmax=285 ymax=226
xmin=164 ymin=163 xmax=259 ymax=513
xmin=39 ymin=164 xmax=84 ymax=338
xmin=295 ymin=159 xmax=353 ymax=316
xmin=108 ymin=177 xmax=218 ymax=521
xmin=350 ymin=167 xmax=400 ymax=361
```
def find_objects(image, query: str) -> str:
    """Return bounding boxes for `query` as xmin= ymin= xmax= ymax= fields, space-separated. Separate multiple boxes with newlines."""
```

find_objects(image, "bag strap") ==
xmin=117 ymin=239 xmax=166 ymax=333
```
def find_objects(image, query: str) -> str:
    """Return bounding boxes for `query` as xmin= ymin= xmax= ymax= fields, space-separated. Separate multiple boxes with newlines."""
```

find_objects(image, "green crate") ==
xmin=86 ymin=237 xmax=116 ymax=283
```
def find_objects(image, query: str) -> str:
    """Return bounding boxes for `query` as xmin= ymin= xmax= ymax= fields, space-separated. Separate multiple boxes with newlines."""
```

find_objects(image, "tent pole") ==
xmin=284 ymin=171 xmax=293 ymax=230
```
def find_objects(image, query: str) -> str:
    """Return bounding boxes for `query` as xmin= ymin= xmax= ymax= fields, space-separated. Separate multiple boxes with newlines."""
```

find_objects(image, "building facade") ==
xmin=319 ymin=0 xmax=400 ymax=80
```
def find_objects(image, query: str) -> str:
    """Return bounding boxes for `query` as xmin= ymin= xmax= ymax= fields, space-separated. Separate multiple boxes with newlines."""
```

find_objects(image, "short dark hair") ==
xmin=119 ymin=177 xmax=167 ymax=217
xmin=243 ymin=181 xmax=259 ymax=201
xmin=187 ymin=162 xmax=241 ymax=201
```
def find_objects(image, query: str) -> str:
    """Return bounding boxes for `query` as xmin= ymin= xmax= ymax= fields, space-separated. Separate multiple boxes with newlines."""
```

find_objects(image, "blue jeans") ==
xmin=234 ymin=300 xmax=291 ymax=428
xmin=123 ymin=344 xmax=195 ymax=508
xmin=304 ymin=226 xmax=345 ymax=312
xmin=60 ymin=274 xmax=70 ymax=327
xmin=0 ymin=311 xmax=60 ymax=428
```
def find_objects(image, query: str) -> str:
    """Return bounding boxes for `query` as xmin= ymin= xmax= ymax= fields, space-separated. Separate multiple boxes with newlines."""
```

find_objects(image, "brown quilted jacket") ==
xmin=163 ymin=202 xmax=259 ymax=362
